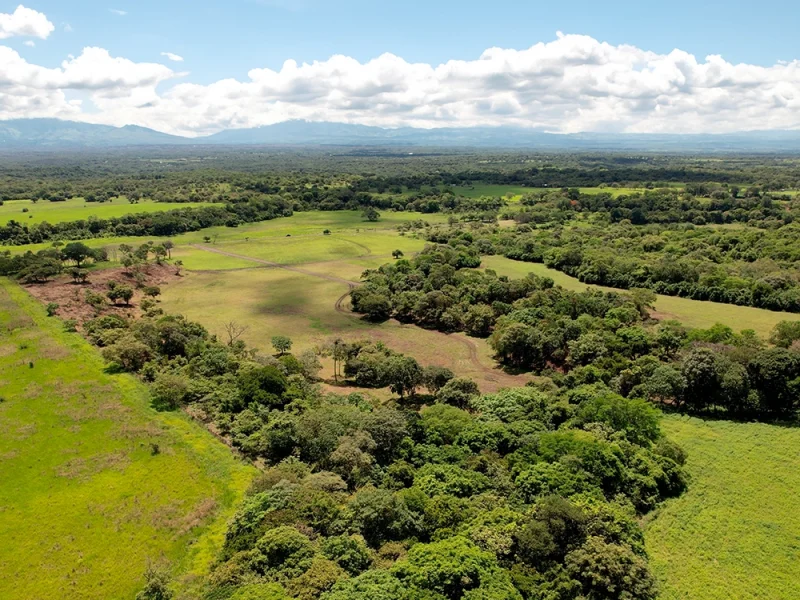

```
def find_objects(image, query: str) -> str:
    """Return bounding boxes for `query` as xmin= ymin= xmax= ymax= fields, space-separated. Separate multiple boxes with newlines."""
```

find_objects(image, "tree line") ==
xmin=351 ymin=245 xmax=800 ymax=419
xmin=425 ymin=219 xmax=800 ymax=313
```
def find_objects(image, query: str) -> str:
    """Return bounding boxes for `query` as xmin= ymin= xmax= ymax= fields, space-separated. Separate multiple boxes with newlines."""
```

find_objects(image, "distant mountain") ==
xmin=4 ymin=118 xmax=800 ymax=152
xmin=0 ymin=119 xmax=187 ymax=148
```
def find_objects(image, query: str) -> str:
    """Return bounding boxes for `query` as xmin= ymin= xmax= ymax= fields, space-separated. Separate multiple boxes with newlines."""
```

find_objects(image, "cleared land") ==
xmin=481 ymin=255 xmax=799 ymax=338
xmin=0 ymin=280 xmax=255 ymax=600
xmin=162 ymin=258 xmax=527 ymax=393
xmin=159 ymin=214 xmax=527 ymax=392
xmin=0 ymin=198 xmax=210 ymax=226
xmin=645 ymin=415 xmax=800 ymax=599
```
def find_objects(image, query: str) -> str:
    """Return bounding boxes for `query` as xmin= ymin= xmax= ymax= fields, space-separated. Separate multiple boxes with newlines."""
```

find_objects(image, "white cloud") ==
xmin=23 ymin=40 xmax=34 ymax=47
xmin=109 ymin=9 xmax=127 ymax=16
xmin=2 ymin=33 xmax=800 ymax=136
xmin=63 ymin=23 xmax=73 ymax=33
xmin=0 ymin=5 xmax=54 ymax=39
xmin=161 ymin=52 xmax=183 ymax=62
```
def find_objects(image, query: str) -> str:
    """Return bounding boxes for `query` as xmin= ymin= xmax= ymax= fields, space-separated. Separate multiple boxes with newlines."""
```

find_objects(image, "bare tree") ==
xmin=223 ymin=321 xmax=249 ymax=346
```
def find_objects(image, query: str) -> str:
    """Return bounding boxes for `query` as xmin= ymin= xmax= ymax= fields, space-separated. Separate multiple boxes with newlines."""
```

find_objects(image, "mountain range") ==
xmin=3 ymin=118 xmax=800 ymax=152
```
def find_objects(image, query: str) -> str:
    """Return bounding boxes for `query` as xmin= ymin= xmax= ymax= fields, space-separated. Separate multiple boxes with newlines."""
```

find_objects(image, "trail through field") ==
xmin=194 ymin=244 xmax=523 ymax=385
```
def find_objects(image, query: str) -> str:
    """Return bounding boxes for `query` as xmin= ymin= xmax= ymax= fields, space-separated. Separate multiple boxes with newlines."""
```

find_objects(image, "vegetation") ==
xmin=0 ymin=279 xmax=254 ymax=600
xmin=646 ymin=415 xmax=800 ymax=600
xmin=435 ymin=219 xmax=800 ymax=312
xmin=73 ymin=293 xmax=686 ymax=600
xmin=4 ymin=149 xmax=800 ymax=600
xmin=0 ymin=197 xmax=211 ymax=226
xmin=352 ymin=244 xmax=800 ymax=420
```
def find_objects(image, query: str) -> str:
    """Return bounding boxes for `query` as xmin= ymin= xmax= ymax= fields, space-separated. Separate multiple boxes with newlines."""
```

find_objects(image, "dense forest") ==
xmin=64 ymin=264 xmax=686 ymax=600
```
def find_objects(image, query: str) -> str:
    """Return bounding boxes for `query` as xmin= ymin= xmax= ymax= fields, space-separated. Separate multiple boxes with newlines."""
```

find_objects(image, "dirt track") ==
xmin=193 ymin=244 xmax=527 ymax=387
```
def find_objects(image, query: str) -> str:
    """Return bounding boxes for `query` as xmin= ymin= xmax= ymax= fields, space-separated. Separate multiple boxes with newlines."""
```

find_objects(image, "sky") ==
xmin=2 ymin=1 xmax=800 ymax=136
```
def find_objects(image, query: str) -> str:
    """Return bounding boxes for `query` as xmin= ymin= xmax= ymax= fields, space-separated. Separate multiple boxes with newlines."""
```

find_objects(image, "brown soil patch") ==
xmin=23 ymin=264 xmax=181 ymax=327
xmin=55 ymin=450 xmax=131 ymax=481
xmin=152 ymin=497 xmax=219 ymax=536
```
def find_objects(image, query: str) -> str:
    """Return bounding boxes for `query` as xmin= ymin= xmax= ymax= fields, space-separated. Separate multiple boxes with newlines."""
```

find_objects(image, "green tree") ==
xmin=61 ymin=242 xmax=94 ymax=267
xmin=769 ymin=320 xmax=800 ymax=348
xmin=436 ymin=377 xmax=480 ymax=409
xmin=135 ymin=565 xmax=172 ymax=600
xmin=464 ymin=304 xmax=496 ymax=337
xmin=321 ymin=535 xmax=372 ymax=575
xmin=573 ymin=393 xmax=661 ymax=445
xmin=322 ymin=570 xmax=408 ymax=600
xmin=383 ymin=355 xmax=423 ymax=398
xmin=237 ymin=365 xmax=289 ymax=409
xmin=392 ymin=536 xmax=521 ymax=600
xmin=358 ymin=293 xmax=392 ymax=322
xmin=362 ymin=207 xmax=380 ymax=222
xmin=565 ymin=536 xmax=657 ymax=600
xmin=251 ymin=526 xmax=315 ymax=578
xmin=271 ymin=335 xmax=293 ymax=356
xmin=422 ymin=365 xmax=455 ymax=394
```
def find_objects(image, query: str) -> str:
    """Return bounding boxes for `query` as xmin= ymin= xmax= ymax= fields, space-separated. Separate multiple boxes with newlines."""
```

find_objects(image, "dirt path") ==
xmin=193 ymin=244 xmax=527 ymax=388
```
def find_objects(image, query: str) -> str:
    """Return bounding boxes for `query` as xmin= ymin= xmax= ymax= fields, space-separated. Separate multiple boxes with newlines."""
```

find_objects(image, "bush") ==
xmin=251 ymin=526 xmax=315 ymax=578
xmin=321 ymin=535 xmax=372 ymax=575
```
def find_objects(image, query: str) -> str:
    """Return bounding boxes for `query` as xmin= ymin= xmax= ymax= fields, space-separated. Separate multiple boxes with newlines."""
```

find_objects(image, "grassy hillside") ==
xmin=645 ymin=415 xmax=800 ymax=599
xmin=0 ymin=279 xmax=255 ymax=600
xmin=0 ymin=198 xmax=211 ymax=226
xmin=481 ymin=255 xmax=799 ymax=338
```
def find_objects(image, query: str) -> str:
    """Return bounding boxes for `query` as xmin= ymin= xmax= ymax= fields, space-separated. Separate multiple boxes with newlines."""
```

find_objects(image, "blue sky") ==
xmin=11 ymin=0 xmax=800 ymax=78
xmin=2 ymin=1 xmax=800 ymax=135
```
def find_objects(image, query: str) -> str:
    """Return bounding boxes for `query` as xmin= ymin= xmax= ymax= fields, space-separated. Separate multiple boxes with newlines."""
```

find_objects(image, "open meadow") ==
xmin=160 ymin=213 xmax=527 ymax=392
xmin=645 ymin=415 xmax=800 ymax=600
xmin=0 ymin=280 xmax=255 ymax=600
xmin=0 ymin=198 xmax=212 ymax=226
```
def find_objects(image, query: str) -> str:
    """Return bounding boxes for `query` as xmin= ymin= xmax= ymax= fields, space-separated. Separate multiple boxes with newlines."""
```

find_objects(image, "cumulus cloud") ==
xmin=0 ymin=5 xmax=54 ymax=39
xmin=109 ymin=9 xmax=128 ymax=16
xmin=2 ymin=33 xmax=800 ymax=136
xmin=161 ymin=52 xmax=183 ymax=62
xmin=23 ymin=40 xmax=34 ymax=47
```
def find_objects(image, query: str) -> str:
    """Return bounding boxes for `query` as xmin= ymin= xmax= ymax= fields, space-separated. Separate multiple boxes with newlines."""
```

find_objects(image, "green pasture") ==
xmin=2 ymin=210 xmax=446 ymax=256
xmin=172 ymin=230 xmax=426 ymax=271
xmin=480 ymin=255 xmax=798 ymax=338
xmin=645 ymin=415 xmax=800 ymax=599
xmin=0 ymin=280 xmax=254 ymax=600
xmin=0 ymin=198 xmax=210 ymax=226
xmin=161 ymin=251 xmax=527 ymax=393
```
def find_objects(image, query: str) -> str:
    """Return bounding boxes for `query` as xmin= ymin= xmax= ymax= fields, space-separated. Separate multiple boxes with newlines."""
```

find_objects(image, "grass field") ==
xmin=645 ymin=415 xmax=800 ymax=599
xmin=159 ymin=214 xmax=527 ymax=392
xmin=0 ymin=279 xmax=255 ymax=600
xmin=481 ymin=255 xmax=799 ymax=338
xmin=0 ymin=198 xmax=211 ymax=226
xmin=3 ymin=210 xmax=449 ymax=256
